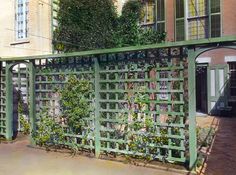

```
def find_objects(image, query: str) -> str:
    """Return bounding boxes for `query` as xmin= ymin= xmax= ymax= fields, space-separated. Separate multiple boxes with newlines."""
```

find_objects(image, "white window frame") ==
xmin=16 ymin=0 xmax=29 ymax=40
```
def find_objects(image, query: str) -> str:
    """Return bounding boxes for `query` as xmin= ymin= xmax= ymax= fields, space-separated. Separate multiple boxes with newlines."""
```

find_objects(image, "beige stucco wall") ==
xmin=114 ymin=0 xmax=127 ymax=15
xmin=0 ymin=0 xmax=52 ymax=58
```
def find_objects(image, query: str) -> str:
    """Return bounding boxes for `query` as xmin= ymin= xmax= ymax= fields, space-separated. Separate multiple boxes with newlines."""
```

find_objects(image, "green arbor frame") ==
xmin=0 ymin=36 xmax=235 ymax=170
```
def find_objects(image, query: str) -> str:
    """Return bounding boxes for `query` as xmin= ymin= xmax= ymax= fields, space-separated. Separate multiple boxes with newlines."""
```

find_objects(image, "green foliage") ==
xmin=54 ymin=0 xmax=117 ymax=52
xmin=114 ymin=0 xmax=166 ymax=47
xmin=54 ymin=0 xmax=166 ymax=51
xmin=18 ymin=92 xmax=30 ymax=135
xmin=19 ymin=115 xmax=30 ymax=135
xmin=197 ymin=126 xmax=216 ymax=147
xmin=33 ymin=111 xmax=64 ymax=148
xmin=32 ymin=75 xmax=91 ymax=154
xmin=125 ymin=87 xmax=168 ymax=161
xmin=59 ymin=75 xmax=91 ymax=133
xmin=139 ymin=29 xmax=167 ymax=45
xmin=113 ymin=0 xmax=142 ymax=47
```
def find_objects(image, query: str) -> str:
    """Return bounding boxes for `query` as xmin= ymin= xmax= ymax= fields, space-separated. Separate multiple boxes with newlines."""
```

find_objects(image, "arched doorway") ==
xmin=195 ymin=47 xmax=236 ymax=116
xmin=3 ymin=60 xmax=36 ymax=140
xmin=11 ymin=63 xmax=29 ymax=139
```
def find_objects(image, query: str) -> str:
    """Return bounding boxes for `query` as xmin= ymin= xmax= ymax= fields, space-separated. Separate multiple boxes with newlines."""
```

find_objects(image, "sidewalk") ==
xmin=203 ymin=117 xmax=236 ymax=175
xmin=0 ymin=139 xmax=185 ymax=175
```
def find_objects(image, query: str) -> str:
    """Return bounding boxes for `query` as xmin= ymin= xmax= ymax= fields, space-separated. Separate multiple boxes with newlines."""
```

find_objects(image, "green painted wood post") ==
xmin=5 ymin=62 xmax=13 ymax=140
xmin=94 ymin=57 xmax=101 ymax=158
xmin=28 ymin=61 xmax=36 ymax=143
xmin=188 ymin=48 xmax=197 ymax=170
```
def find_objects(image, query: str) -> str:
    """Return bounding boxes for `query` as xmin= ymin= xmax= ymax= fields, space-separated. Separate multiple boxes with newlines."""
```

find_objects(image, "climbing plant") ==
xmin=33 ymin=75 xmax=91 ymax=152
xmin=33 ymin=110 xmax=64 ymax=149
xmin=113 ymin=0 xmax=166 ymax=47
xmin=54 ymin=0 xmax=117 ymax=52
xmin=59 ymin=75 xmax=91 ymax=133
xmin=18 ymin=91 xmax=30 ymax=135
xmin=126 ymin=87 xmax=168 ymax=162
xmin=54 ymin=0 xmax=166 ymax=51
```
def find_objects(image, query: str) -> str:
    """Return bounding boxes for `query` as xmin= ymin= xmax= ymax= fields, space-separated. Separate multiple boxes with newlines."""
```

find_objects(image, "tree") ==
xmin=54 ymin=0 xmax=118 ymax=52
xmin=113 ymin=0 xmax=166 ymax=47
xmin=54 ymin=0 xmax=166 ymax=52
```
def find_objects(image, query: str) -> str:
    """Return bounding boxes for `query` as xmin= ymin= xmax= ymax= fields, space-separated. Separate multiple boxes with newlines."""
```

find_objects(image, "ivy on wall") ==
xmin=54 ymin=0 xmax=118 ymax=52
xmin=54 ymin=0 xmax=166 ymax=52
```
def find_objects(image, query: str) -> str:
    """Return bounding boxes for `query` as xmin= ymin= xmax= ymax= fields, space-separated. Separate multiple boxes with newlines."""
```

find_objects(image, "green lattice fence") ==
xmin=31 ymin=47 xmax=188 ymax=163
xmin=35 ymin=57 xmax=96 ymax=150
xmin=0 ymin=62 xmax=6 ymax=137
xmin=98 ymin=48 xmax=188 ymax=162
xmin=1 ymin=36 xmax=236 ymax=169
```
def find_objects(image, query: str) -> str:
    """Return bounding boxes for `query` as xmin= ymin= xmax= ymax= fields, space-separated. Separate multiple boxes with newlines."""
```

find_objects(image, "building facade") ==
xmin=132 ymin=0 xmax=236 ymax=115
xmin=0 ymin=0 xmax=52 ymax=58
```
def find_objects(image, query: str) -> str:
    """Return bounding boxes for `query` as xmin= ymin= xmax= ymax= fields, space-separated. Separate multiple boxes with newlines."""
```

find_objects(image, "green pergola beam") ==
xmin=1 ymin=36 xmax=236 ymax=61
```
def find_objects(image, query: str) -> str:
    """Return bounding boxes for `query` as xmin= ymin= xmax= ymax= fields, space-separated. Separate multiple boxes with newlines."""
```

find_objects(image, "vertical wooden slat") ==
xmin=5 ymin=62 xmax=13 ymax=140
xmin=29 ymin=60 xmax=36 ymax=143
xmin=188 ymin=48 xmax=197 ymax=170
xmin=94 ymin=57 xmax=101 ymax=158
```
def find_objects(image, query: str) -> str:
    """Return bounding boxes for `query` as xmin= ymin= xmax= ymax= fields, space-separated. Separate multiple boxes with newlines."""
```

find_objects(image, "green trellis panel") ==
xmin=97 ymin=48 xmax=188 ymax=163
xmin=0 ymin=62 xmax=7 ymax=137
xmin=32 ymin=47 xmax=188 ymax=163
xmin=34 ymin=57 xmax=96 ymax=150
xmin=1 ymin=36 xmax=236 ymax=169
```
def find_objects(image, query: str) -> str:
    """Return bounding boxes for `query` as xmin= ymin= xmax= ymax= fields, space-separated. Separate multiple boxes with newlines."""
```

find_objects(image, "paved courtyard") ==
xmin=197 ymin=116 xmax=236 ymax=175
xmin=0 ymin=139 xmax=185 ymax=175
xmin=203 ymin=117 xmax=236 ymax=175
xmin=1 ymin=116 xmax=236 ymax=175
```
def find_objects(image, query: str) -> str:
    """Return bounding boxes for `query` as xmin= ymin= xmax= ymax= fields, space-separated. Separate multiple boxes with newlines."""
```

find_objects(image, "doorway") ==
xmin=196 ymin=64 xmax=208 ymax=114
xmin=12 ymin=64 xmax=29 ymax=139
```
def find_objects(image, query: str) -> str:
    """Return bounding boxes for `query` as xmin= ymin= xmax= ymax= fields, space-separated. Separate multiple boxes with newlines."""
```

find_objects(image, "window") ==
xmin=175 ymin=0 xmax=185 ymax=41
xmin=16 ymin=0 xmax=29 ymax=39
xmin=210 ymin=0 xmax=221 ymax=37
xmin=175 ymin=0 xmax=221 ymax=41
xmin=187 ymin=0 xmax=209 ymax=40
xmin=156 ymin=0 xmax=165 ymax=32
xmin=140 ymin=0 xmax=165 ymax=32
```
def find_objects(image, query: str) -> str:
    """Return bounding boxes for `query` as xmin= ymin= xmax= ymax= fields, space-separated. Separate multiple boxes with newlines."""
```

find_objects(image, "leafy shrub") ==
xmin=123 ymin=88 xmax=168 ymax=162
xmin=19 ymin=115 xmax=30 ymax=135
xmin=114 ymin=0 xmax=166 ymax=47
xmin=59 ymin=75 xmax=91 ymax=133
xmin=54 ymin=0 xmax=117 ymax=52
xmin=54 ymin=0 xmax=166 ymax=51
xmin=32 ymin=111 xmax=64 ymax=149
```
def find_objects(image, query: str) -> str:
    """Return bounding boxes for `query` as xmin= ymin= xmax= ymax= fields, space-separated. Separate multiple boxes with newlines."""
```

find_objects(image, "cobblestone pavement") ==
xmin=0 ymin=139 xmax=185 ymax=175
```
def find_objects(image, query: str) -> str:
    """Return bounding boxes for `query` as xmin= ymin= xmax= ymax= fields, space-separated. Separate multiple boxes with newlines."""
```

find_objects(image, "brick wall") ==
xmin=222 ymin=0 xmax=236 ymax=36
